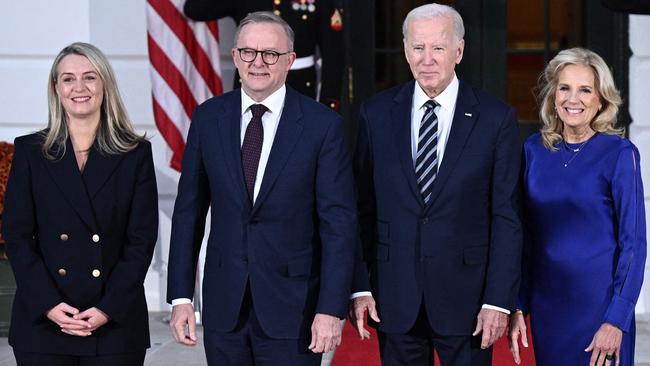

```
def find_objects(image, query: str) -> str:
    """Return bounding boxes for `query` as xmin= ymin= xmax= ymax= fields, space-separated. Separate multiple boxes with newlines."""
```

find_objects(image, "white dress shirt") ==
xmin=172 ymin=86 xmax=287 ymax=307
xmin=240 ymin=86 xmax=286 ymax=203
xmin=352 ymin=76 xmax=509 ymax=315
xmin=410 ymin=74 xmax=458 ymax=167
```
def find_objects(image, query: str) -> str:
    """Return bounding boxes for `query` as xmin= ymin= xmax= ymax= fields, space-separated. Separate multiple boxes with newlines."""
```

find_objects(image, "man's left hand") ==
xmin=308 ymin=313 xmax=342 ymax=353
xmin=73 ymin=307 xmax=110 ymax=333
xmin=472 ymin=308 xmax=507 ymax=349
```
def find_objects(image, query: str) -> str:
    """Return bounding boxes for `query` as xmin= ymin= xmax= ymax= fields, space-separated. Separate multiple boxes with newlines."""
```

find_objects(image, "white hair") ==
xmin=402 ymin=3 xmax=465 ymax=44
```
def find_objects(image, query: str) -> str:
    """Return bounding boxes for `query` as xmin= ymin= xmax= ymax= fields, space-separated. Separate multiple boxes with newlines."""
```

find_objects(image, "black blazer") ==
xmin=353 ymin=80 xmax=523 ymax=335
xmin=1 ymin=133 xmax=158 ymax=355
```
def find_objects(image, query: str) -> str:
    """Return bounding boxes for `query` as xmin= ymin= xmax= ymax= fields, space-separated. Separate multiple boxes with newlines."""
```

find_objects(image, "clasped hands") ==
xmin=47 ymin=302 xmax=109 ymax=336
xmin=348 ymin=295 xmax=507 ymax=350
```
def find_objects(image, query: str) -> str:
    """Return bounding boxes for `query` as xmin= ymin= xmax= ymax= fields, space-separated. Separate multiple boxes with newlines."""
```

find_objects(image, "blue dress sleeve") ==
xmin=603 ymin=144 xmax=647 ymax=331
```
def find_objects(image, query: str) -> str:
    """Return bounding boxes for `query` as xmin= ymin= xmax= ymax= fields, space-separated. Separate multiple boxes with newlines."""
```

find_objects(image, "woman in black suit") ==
xmin=2 ymin=42 xmax=158 ymax=366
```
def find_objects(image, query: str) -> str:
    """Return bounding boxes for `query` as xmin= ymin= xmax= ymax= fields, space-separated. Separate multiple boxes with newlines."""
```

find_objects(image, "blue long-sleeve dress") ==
xmin=521 ymin=132 xmax=646 ymax=366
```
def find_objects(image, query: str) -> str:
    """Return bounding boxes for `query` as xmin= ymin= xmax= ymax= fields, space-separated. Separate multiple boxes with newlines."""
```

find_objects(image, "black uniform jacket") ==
xmin=1 ymin=133 xmax=158 ymax=355
xmin=184 ymin=0 xmax=345 ymax=110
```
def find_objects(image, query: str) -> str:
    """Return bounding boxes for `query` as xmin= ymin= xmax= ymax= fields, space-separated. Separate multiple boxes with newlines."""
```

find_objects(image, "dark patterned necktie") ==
xmin=416 ymin=100 xmax=439 ymax=204
xmin=241 ymin=104 xmax=268 ymax=202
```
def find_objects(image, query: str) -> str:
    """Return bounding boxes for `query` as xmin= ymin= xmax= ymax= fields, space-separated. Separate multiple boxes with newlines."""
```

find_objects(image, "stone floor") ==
xmin=0 ymin=313 xmax=647 ymax=366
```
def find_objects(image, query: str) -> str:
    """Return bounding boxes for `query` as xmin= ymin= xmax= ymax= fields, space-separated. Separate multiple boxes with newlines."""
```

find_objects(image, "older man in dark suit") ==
xmin=349 ymin=3 xmax=523 ymax=365
xmin=167 ymin=11 xmax=356 ymax=366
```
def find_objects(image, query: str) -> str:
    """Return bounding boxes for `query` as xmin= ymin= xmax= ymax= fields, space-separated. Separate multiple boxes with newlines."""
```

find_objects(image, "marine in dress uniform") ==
xmin=184 ymin=0 xmax=345 ymax=111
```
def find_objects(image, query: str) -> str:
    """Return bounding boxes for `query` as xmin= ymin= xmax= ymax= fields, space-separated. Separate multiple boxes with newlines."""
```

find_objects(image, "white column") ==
xmin=628 ymin=14 xmax=650 ymax=322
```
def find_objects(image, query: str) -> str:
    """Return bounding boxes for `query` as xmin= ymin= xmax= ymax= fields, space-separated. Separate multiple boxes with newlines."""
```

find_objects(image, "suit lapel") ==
xmin=426 ymin=80 xmax=479 ymax=208
xmin=391 ymin=81 xmax=423 ymax=208
xmin=251 ymin=88 xmax=303 ymax=215
xmin=83 ymin=145 xmax=124 ymax=199
xmin=42 ymin=138 xmax=98 ymax=232
xmin=217 ymin=91 xmax=250 ymax=205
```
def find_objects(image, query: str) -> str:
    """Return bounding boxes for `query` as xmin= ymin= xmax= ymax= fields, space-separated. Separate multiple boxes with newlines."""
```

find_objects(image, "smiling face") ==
xmin=55 ymin=54 xmax=104 ymax=123
xmin=554 ymin=64 xmax=602 ymax=134
xmin=404 ymin=16 xmax=464 ymax=98
xmin=232 ymin=22 xmax=295 ymax=102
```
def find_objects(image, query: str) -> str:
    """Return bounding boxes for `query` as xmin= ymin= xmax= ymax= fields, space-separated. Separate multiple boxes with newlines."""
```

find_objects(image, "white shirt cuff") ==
xmin=171 ymin=298 xmax=192 ymax=306
xmin=482 ymin=304 xmax=511 ymax=315
xmin=350 ymin=291 xmax=372 ymax=299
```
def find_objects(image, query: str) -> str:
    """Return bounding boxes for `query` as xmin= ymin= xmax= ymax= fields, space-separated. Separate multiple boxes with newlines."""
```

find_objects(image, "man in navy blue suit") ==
xmin=166 ymin=11 xmax=356 ymax=365
xmin=349 ymin=3 xmax=522 ymax=365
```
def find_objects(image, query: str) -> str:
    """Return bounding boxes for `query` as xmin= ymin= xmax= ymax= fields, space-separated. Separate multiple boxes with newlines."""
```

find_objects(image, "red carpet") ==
xmin=332 ymin=320 xmax=537 ymax=365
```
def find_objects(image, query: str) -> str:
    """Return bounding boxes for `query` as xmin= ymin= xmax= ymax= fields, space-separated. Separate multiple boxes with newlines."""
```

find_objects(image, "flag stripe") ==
xmin=188 ymin=21 xmax=223 ymax=91
xmin=148 ymin=0 xmax=221 ymax=96
xmin=149 ymin=66 xmax=192 ymax=138
xmin=167 ymin=0 xmax=222 ymax=80
xmin=147 ymin=4 xmax=212 ymax=103
xmin=148 ymin=35 xmax=197 ymax=120
xmin=152 ymin=98 xmax=186 ymax=171
xmin=147 ymin=0 xmax=222 ymax=171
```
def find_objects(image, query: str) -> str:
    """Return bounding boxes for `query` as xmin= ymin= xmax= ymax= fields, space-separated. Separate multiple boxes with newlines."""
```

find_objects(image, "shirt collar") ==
xmin=241 ymin=85 xmax=286 ymax=116
xmin=413 ymin=74 xmax=459 ymax=112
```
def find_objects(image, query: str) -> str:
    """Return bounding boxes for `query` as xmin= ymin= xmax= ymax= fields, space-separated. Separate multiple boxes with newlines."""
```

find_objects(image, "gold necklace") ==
xmin=562 ymin=139 xmax=591 ymax=168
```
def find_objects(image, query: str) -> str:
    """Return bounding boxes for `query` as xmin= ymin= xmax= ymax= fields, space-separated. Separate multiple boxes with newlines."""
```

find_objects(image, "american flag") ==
xmin=146 ymin=0 xmax=223 ymax=171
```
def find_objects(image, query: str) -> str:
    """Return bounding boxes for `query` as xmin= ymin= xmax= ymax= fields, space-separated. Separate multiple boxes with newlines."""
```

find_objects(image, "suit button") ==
xmin=302 ymin=14 xmax=308 ymax=20
xmin=305 ymin=81 xmax=311 ymax=87
xmin=92 ymin=269 xmax=101 ymax=278
xmin=92 ymin=234 xmax=100 ymax=243
xmin=58 ymin=268 xmax=67 ymax=276
xmin=60 ymin=234 xmax=69 ymax=241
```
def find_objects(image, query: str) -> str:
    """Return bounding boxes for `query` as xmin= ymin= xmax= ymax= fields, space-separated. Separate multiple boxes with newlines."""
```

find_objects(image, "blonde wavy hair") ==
xmin=43 ymin=42 xmax=144 ymax=159
xmin=538 ymin=47 xmax=623 ymax=151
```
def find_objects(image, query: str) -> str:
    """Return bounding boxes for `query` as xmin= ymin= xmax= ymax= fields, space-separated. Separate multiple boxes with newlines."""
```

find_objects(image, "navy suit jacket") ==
xmin=2 ymin=134 xmax=158 ymax=355
xmin=353 ymin=80 xmax=522 ymax=336
xmin=167 ymin=87 xmax=356 ymax=339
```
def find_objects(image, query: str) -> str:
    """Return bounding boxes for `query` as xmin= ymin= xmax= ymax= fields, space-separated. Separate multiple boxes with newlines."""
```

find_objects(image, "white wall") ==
xmin=0 ymin=0 xmax=236 ymax=311
xmin=628 ymin=14 xmax=650 ymax=321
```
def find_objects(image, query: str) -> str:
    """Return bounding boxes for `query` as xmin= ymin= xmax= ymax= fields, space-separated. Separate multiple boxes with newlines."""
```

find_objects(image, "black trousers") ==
xmin=378 ymin=301 xmax=492 ymax=366
xmin=203 ymin=282 xmax=321 ymax=366
xmin=13 ymin=349 xmax=145 ymax=366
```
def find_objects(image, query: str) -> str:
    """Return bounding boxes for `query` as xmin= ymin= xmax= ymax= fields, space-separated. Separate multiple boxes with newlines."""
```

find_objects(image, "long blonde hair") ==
xmin=538 ymin=47 xmax=623 ymax=150
xmin=43 ymin=42 xmax=144 ymax=159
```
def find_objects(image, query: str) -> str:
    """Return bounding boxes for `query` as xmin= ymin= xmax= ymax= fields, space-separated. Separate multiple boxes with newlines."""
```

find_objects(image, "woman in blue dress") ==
xmin=508 ymin=48 xmax=647 ymax=366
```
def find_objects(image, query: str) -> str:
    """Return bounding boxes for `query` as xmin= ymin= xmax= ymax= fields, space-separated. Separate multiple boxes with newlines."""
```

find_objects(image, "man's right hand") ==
xmin=347 ymin=295 xmax=380 ymax=340
xmin=170 ymin=303 xmax=198 ymax=346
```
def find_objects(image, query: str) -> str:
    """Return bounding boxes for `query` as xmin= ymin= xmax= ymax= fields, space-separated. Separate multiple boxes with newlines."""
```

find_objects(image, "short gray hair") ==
xmin=234 ymin=11 xmax=295 ymax=52
xmin=402 ymin=3 xmax=465 ymax=44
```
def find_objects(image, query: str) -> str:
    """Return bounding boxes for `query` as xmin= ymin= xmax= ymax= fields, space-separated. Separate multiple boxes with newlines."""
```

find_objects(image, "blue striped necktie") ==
xmin=416 ymin=100 xmax=439 ymax=204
